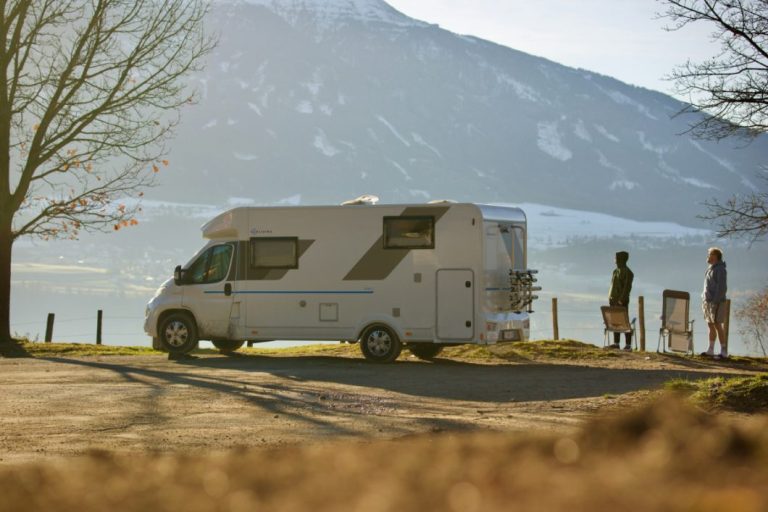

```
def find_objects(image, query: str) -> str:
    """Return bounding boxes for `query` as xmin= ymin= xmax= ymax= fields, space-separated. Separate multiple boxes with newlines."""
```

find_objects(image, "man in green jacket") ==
xmin=609 ymin=251 xmax=634 ymax=350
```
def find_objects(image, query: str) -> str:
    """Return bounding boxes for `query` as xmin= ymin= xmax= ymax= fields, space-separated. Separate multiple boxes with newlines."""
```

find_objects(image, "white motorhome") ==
xmin=144 ymin=202 xmax=539 ymax=362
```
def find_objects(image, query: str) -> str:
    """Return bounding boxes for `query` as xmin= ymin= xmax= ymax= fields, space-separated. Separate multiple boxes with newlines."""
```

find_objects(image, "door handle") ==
xmin=224 ymin=283 xmax=232 ymax=296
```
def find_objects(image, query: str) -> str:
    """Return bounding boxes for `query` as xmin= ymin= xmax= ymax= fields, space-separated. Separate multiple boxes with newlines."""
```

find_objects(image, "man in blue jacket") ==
xmin=701 ymin=247 xmax=728 ymax=359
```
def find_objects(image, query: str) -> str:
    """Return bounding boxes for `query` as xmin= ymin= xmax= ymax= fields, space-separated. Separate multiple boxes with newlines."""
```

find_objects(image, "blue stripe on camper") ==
xmin=204 ymin=290 xmax=374 ymax=295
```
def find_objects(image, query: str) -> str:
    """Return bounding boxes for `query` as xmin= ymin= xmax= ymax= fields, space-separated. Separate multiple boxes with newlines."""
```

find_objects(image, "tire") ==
xmin=212 ymin=340 xmax=245 ymax=353
xmin=408 ymin=343 xmax=443 ymax=360
xmin=359 ymin=324 xmax=402 ymax=363
xmin=158 ymin=313 xmax=198 ymax=354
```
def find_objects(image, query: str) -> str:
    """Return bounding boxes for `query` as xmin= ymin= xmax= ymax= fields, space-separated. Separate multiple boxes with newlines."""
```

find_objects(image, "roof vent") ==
xmin=341 ymin=194 xmax=380 ymax=206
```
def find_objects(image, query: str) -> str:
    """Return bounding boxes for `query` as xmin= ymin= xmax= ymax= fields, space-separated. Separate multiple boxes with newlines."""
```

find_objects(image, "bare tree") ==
xmin=0 ymin=0 xmax=214 ymax=343
xmin=660 ymin=0 xmax=768 ymax=240
xmin=737 ymin=286 xmax=768 ymax=355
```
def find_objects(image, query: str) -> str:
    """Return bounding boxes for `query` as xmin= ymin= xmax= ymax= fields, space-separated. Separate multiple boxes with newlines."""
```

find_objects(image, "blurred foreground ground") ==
xmin=1 ymin=397 xmax=766 ymax=512
xmin=0 ymin=343 xmax=766 ymax=511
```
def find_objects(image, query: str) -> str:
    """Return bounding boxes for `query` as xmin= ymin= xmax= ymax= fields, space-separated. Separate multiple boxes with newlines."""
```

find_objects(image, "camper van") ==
xmin=144 ymin=202 xmax=539 ymax=362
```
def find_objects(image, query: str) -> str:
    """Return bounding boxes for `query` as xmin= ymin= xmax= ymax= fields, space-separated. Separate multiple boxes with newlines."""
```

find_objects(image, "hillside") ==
xmin=148 ymin=0 xmax=768 ymax=225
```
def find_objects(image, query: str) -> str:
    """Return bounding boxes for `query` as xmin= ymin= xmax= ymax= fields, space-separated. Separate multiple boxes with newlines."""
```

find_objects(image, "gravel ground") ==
xmin=0 ymin=349 xmax=761 ymax=465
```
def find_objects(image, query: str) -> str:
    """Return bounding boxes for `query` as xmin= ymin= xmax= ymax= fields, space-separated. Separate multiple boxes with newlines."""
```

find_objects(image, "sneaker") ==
xmin=715 ymin=353 xmax=729 ymax=360
xmin=699 ymin=351 xmax=714 ymax=357
xmin=608 ymin=343 xmax=620 ymax=349
xmin=623 ymin=345 xmax=632 ymax=351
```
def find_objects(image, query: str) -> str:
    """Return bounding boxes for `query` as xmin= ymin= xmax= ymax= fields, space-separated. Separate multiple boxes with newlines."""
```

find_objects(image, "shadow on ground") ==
xmin=41 ymin=353 xmax=745 ymax=404
xmin=0 ymin=340 xmax=31 ymax=358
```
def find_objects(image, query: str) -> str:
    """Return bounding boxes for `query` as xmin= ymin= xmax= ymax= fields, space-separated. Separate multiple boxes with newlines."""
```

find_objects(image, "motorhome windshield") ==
xmin=184 ymin=243 xmax=234 ymax=284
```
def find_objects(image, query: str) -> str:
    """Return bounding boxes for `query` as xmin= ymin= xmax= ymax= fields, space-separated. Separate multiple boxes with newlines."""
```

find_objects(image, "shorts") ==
xmin=702 ymin=301 xmax=726 ymax=324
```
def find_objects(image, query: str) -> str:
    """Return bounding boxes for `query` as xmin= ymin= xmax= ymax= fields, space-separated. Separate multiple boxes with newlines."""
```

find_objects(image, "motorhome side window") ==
xmin=383 ymin=216 xmax=435 ymax=249
xmin=250 ymin=237 xmax=299 ymax=269
xmin=187 ymin=244 xmax=233 ymax=284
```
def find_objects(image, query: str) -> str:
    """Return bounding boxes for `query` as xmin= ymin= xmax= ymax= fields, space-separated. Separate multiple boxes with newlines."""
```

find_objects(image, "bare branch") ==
xmin=660 ymin=0 xmax=768 ymax=140
xmin=698 ymin=172 xmax=768 ymax=242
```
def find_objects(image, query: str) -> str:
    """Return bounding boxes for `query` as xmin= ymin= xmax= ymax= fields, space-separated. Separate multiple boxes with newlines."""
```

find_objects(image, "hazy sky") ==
xmin=386 ymin=0 xmax=719 ymax=97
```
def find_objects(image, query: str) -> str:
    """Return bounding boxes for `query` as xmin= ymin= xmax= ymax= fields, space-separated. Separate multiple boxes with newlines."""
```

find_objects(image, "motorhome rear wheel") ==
xmin=407 ymin=343 xmax=443 ymax=360
xmin=159 ymin=313 xmax=198 ymax=354
xmin=212 ymin=340 xmax=245 ymax=353
xmin=360 ymin=324 xmax=402 ymax=363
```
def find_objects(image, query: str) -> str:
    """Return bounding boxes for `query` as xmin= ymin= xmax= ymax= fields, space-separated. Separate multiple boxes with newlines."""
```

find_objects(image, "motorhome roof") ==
xmin=476 ymin=204 xmax=527 ymax=224
xmin=201 ymin=202 xmax=526 ymax=239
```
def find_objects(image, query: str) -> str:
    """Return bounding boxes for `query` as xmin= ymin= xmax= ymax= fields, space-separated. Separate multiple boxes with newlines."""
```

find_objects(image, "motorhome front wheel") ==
xmin=159 ymin=313 xmax=198 ymax=354
xmin=360 ymin=325 xmax=402 ymax=363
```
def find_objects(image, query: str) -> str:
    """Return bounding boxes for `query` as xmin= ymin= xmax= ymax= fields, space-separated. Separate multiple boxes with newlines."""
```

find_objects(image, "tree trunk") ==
xmin=0 ymin=215 xmax=12 ymax=344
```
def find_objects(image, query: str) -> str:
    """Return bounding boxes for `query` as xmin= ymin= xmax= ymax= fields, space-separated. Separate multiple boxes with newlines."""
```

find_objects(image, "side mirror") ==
xmin=174 ymin=265 xmax=183 ymax=285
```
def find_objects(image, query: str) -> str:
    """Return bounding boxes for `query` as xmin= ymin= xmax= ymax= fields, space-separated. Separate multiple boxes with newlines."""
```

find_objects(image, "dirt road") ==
xmin=0 ymin=350 xmax=760 ymax=465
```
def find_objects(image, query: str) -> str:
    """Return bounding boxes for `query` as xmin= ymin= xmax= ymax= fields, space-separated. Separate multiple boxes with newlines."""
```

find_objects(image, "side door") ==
xmin=436 ymin=269 xmax=475 ymax=340
xmin=181 ymin=243 xmax=236 ymax=339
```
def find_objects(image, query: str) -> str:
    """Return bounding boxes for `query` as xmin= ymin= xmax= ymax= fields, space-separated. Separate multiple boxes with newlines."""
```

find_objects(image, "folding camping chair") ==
xmin=657 ymin=289 xmax=694 ymax=354
xmin=601 ymin=306 xmax=637 ymax=349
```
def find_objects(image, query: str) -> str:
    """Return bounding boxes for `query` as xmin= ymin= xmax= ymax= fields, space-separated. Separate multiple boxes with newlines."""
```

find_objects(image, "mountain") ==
xmin=154 ymin=0 xmax=767 ymax=225
xmin=12 ymin=0 xmax=768 ymax=351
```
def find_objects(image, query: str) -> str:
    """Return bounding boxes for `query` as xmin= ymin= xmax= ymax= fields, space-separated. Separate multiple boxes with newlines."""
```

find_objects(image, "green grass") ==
xmin=444 ymin=339 xmax=623 ymax=362
xmin=3 ymin=340 xmax=162 ymax=357
xmin=665 ymin=374 xmax=768 ymax=412
xmin=2 ymin=339 xmax=361 ymax=358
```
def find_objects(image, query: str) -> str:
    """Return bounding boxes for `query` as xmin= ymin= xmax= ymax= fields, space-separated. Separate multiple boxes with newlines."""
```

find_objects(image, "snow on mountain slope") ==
xmin=228 ymin=0 xmax=425 ymax=29
xmin=512 ymin=203 xmax=711 ymax=249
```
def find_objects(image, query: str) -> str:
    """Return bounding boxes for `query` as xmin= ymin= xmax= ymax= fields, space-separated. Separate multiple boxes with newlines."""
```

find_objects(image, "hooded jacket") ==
xmin=702 ymin=260 xmax=727 ymax=303
xmin=609 ymin=252 xmax=634 ymax=305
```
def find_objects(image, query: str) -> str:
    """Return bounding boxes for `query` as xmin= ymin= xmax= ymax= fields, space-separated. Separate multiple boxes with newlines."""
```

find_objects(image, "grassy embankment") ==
xmin=0 ymin=338 xmax=656 ymax=359
xmin=666 ymin=374 xmax=768 ymax=413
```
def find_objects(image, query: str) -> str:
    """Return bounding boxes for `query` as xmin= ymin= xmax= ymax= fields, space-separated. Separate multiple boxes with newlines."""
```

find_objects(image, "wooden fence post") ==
xmin=45 ymin=313 xmax=55 ymax=343
xmin=638 ymin=296 xmax=646 ymax=352
xmin=552 ymin=297 xmax=559 ymax=341
xmin=96 ymin=310 xmax=103 ymax=345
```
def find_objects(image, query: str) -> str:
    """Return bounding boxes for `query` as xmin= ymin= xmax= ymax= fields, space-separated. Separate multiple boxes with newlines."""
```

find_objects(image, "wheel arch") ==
xmin=157 ymin=308 xmax=197 ymax=335
xmin=354 ymin=316 xmax=404 ymax=342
